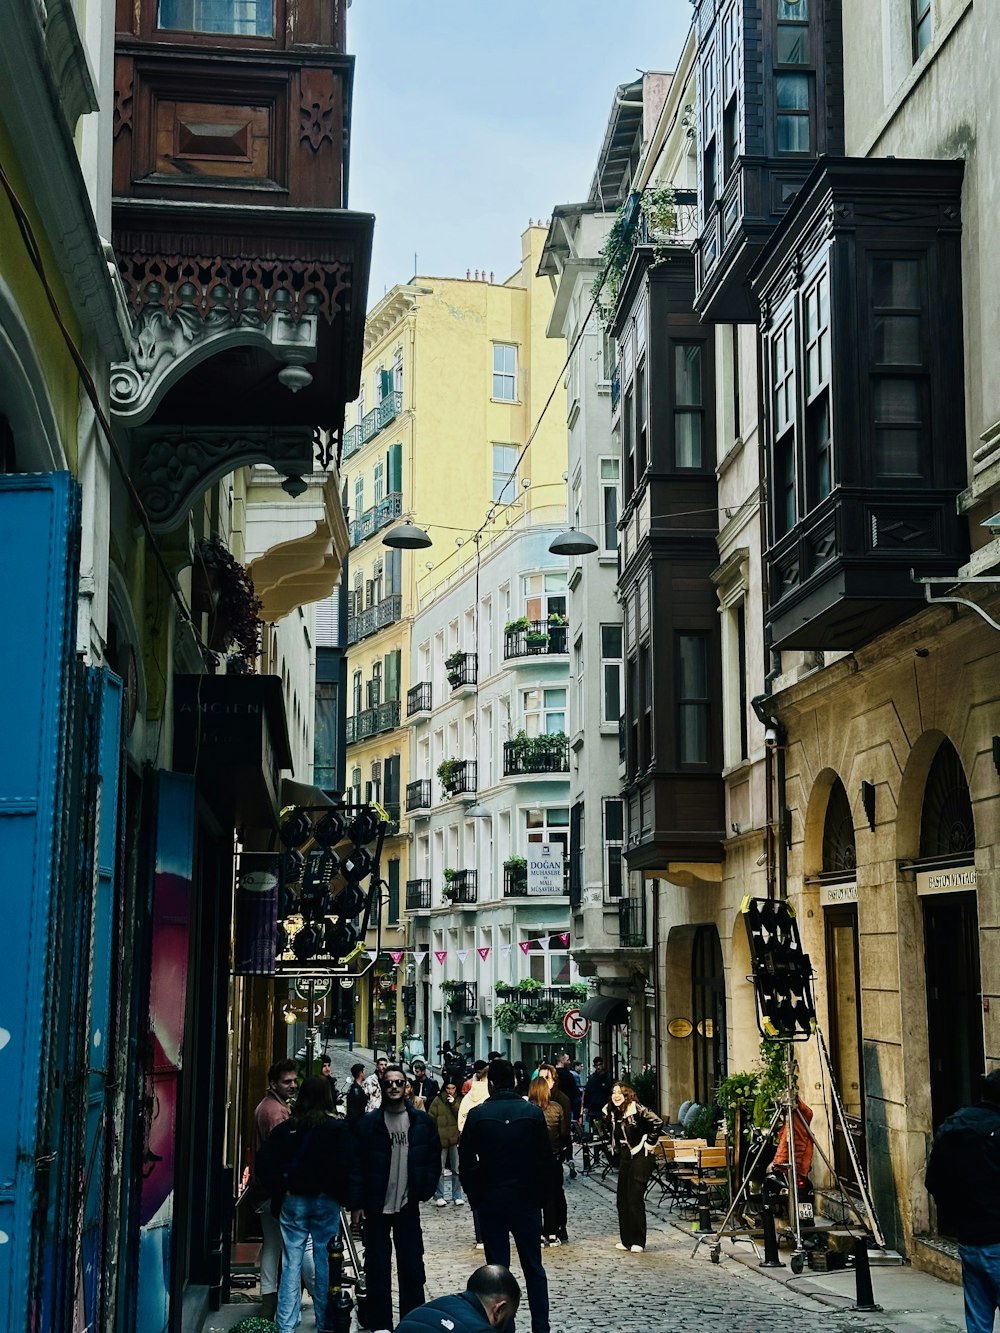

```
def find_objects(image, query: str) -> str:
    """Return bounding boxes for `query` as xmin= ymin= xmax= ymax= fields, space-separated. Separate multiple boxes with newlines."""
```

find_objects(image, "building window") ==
xmin=775 ymin=73 xmax=811 ymax=153
xmin=635 ymin=359 xmax=648 ymax=478
xmin=674 ymin=344 xmax=705 ymax=468
xmin=677 ymin=633 xmax=710 ymax=764
xmin=157 ymin=0 xmax=272 ymax=35
xmin=522 ymin=571 xmax=567 ymax=622
xmin=913 ymin=0 xmax=932 ymax=57
xmin=492 ymin=443 xmax=518 ymax=504
xmin=600 ymin=457 xmax=620 ymax=552
xmin=870 ymin=257 xmax=928 ymax=480
xmin=772 ymin=317 xmax=797 ymax=536
xmin=352 ymin=669 xmax=362 ymax=716
xmin=569 ymin=802 xmax=584 ymax=907
xmin=353 ymin=474 xmax=364 ymax=520
xmin=387 ymin=859 xmax=400 ymax=924
xmin=492 ymin=343 xmax=517 ymax=401
xmin=622 ymin=386 xmax=635 ymax=499
xmin=603 ymin=798 xmax=624 ymax=899
xmin=522 ymin=687 xmax=567 ymax=736
xmin=393 ymin=346 xmax=404 ymax=395
xmin=600 ymin=625 xmax=624 ymax=725
xmin=804 ymin=272 xmax=832 ymax=508
xmin=525 ymin=806 xmax=570 ymax=896
xmin=373 ymin=459 xmax=385 ymax=505
xmin=367 ymin=661 xmax=382 ymax=710
xmin=350 ymin=766 xmax=362 ymax=805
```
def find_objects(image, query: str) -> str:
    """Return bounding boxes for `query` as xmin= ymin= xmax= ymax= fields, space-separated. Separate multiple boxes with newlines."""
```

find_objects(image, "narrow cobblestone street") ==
xmin=212 ymin=1043 xmax=965 ymax=1333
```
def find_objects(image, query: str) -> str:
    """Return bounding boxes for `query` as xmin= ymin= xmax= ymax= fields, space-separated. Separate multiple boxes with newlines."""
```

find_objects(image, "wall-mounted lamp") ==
xmin=383 ymin=522 xmax=432 ymax=550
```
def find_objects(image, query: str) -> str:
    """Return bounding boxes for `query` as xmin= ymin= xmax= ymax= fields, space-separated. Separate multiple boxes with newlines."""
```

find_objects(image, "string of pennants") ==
xmin=364 ymin=932 xmax=571 ymax=968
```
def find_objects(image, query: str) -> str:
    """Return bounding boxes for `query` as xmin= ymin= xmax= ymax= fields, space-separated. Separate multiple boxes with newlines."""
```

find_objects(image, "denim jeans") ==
xmin=479 ymin=1203 xmax=549 ymax=1333
xmin=258 ymin=1199 xmax=315 ymax=1298
xmin=959 ymin=1242 xmax=1000 ymax=1333
xmin=277 ymin=1193 xmax=340 ymax=1333
xmin=434 ymin=1145 xmax=465 ymax=1202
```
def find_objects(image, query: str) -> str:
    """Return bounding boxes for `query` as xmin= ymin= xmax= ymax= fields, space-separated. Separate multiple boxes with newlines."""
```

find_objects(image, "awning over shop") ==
xmin=579 ymin=994 xmax=629 ymax=1025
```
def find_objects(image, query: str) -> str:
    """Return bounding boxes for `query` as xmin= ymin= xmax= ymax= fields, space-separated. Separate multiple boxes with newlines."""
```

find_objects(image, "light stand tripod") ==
xmin=691 ymin=898 xmax=884 ymax=1276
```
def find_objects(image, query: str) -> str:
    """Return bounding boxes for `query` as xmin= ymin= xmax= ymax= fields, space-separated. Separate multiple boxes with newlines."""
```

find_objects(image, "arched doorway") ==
xmin=819 ymin=779 xmax=864 ymax=1180
xmin=691 ymin=926 xmax=727 ymax=1104
xmin=918 ymin=740 xmax=981 ymax=1128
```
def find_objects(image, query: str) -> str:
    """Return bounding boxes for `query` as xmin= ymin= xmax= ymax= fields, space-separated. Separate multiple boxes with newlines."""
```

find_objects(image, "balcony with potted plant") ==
xmin=502 ymin=855 xmax=528 ymax=896
xmin=440 ymin=979 xmax=477 ymax=1019
xmin=405 ymin=878 xmax=432 ymax=911
xmin=502 ymin=615 xmax=569 ymax=664
xmin=502 ymin=730 xmax=570 ymax=779
xmin=445 ymin=650 xmax=478 ymax=695
xmin=441 ymin=867 xmax=478 ymax=907
xmin=436 ymin=758 xmax=478 ymax=802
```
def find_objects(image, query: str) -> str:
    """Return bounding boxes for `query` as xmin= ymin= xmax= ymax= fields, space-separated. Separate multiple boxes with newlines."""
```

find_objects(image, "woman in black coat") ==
xmin=528 ymin=1075 xmax=568 ymax=1246
xmin=604 ymin=1081 xmax=663 ymax=1253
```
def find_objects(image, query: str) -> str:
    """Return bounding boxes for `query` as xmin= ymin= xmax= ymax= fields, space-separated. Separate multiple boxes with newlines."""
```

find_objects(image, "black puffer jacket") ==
xmin=926 ymin=1101 xmax=1000 ymax=1244
xmin=459 ymin=1089 xmax=551 ymax=1211
xmin=605 ymin=1101 xmax=663 ymax=1154
xmin=395 ymin=1290 xmax=493 ymax=1333
xmin=349 ymin=1104 xmax=441 ymax=1214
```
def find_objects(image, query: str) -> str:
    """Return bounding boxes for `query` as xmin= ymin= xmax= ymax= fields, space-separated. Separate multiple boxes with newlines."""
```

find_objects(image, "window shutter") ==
xmin=387 ymin=858 xmax=400 ymax=923
xmin=387 ymin=442 xmax=402 ymax=495
xmin=384 ymin=649 xmax=401 ymax=701
xmin=386 ymin=547 xmax=402 ymax=595
xmin=381 ymin=368 xmax=395 ymax=400
xmin=384 ymin=754 xmax=400 ymax=805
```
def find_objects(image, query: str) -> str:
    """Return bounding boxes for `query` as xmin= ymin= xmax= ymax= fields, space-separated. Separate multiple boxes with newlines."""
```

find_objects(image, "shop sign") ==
xmin=527 ymin=843 xmax=564 ymax=895
xmin=917 ymin=866 xmax=978 ymax=896
xmin=820 ymin=881 xmax=858 ymax=907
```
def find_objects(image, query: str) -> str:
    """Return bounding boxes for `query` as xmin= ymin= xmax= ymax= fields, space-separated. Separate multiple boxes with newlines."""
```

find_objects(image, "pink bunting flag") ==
xmin=559 ymin=933 xmax=570 ymax=945
xmin=518 ymin=941 xmax=531 ymax=955
xmin=413 ymin=951 xmax=428 ymax=967
xmin=434 ymin=950 xmax=448 ymax=964
xmin=457 ymin=949 xmax=469 ymax=964
xmin=477 ymin=947 xmax=490 ymax=961
xmin=390 ymin=950 xmax=404 ymax=965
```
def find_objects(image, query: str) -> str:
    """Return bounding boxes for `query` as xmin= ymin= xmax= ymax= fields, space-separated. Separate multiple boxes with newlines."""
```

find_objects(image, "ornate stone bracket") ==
xmin=111 ymin=299 xmax=318 ymax=426
xmin=131 ymin=424 xmax=314 ymax=532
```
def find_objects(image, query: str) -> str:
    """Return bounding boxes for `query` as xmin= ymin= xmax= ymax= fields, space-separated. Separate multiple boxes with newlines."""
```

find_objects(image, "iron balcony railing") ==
xmin=405 ymin=779 xmax=432 ymax=812
xmin=618 ymin=896 xmax=647 ymax=948
xmin=446 ymin=651 xmax=477 ymax=690
xmin=345 ymin=697 xmax=400 ymax=745
xmin=346 ymin=593 xmax=402 ymax=645
xmin=502 ymin=736 xmax=570 ymax=778
xmin=633 ymin=188 xmax=699 ymax=247
xmin=405 ymin=878 xmax=432 ymax=911
xmin=407 ymin=681 xmax=432 ymax=716
xmin=493 ymin=985 xmax=578 ymax=1025
xmin=444 ymin=981 xmax=477 ymax=1018
xmin=342 ymin=389 xmax=403 ymax=459
xmin=503 ymin=860 xmax=570 ymax=896
xmin=444 ymin=869 xmax=478 ymax=906
xmin=350 ymin=491 xmax=403 ymax=548
xmin=440 ymin=759 xmax=477 ymax=798
xmin=610 ymin=367 xmax=621 ymax=412
xmin=503 ymin=619 xmax=568 ymax=660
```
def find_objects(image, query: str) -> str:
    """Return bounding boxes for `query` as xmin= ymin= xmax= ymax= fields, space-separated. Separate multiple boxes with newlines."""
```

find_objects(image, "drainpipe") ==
xmin=651 ymin=876 xmax=661 ymax=1109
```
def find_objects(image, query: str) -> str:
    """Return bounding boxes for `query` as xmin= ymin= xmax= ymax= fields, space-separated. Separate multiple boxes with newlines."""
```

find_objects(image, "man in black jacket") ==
xmin=350 ymin=1063 xmax=440 ymax=1332
xmin=394 ymin=1265 xmax=520 ymax=1332
xmin=346 ymin=1062 xmax=368 ymax=1127
xmin=926 ymin=1069 xmax=1000 ymax=1333
xmin=582 ymin=1057 xmax=612 ymax=1132
xmin=459 ymin=1061 xmax=550 ymax=1333
xmin=410 ymin=1059 xmax=440 ymax=1108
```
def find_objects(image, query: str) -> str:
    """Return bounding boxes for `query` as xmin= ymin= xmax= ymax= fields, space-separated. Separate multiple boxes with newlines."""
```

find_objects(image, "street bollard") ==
xmin=696 ymin=1185 xmax=713 ymax=1233
xmin=852 ymin=1237 xmax=882 ymax=1311
xmin=324 ymin=1228 xmax=354 ymax=1333
xmin=759 ymin=1204 xmax=785 ymax=1268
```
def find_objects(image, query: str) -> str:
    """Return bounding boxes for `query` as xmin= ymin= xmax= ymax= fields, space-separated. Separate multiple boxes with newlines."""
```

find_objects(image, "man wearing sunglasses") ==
xmin=350 ymin=1063 xmax=441 ymax=1332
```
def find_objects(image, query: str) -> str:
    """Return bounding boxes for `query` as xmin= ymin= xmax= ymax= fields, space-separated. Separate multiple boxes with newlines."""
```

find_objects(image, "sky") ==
xmin=347 ymin=1 xmax=694 ymax=307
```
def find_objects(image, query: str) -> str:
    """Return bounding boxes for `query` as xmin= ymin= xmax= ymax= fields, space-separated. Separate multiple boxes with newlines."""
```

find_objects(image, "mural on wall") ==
xmin=137 ymin=773 xmax=195 ymax=1330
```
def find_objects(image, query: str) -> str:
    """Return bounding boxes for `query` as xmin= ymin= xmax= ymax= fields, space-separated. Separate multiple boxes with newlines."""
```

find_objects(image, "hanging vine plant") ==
xmin=195 ymin=536 xmax=263 ymax=668
xmin=591 ymin=185 xmax=678 ymax=326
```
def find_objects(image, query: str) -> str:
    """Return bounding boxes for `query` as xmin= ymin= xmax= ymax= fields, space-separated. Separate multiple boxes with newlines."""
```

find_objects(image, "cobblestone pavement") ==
xmin=220 ymin=1044 xmax=958 ymax=1333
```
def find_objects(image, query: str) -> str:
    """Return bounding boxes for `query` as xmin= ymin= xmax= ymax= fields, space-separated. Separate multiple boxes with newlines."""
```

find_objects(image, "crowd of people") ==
xmin=250 ymin=1048 xmax=663 ymax=1333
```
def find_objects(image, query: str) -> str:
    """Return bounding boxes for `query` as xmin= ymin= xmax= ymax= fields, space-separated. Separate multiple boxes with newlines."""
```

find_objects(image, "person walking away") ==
xmin=255 ymin=1076 xmax=350 ymax=1333
xmin=582 ymin=1057 xmax=612 ymax=1134
xmin=926 ymin=1068 xmax=1000 ymax=1333
xmin=431 ymin=1079 xmax=466 ymax=1207
xmin=251 ymin=1059 xmax=299 ymax=1319
xmin=411 ymin=1059 xmax=440 ymax=1108
xmin=459 ymin=1060 xmax=551 ymax=1333
xmin=528 ymin=1077 xmax=567 ymax=1247
xmin=346 ymin=1062 xmax=368 ymax=1127
xmin=605 ymin=1081 xmax=663 ymax=1253
xmin=350 ymin=1063 xmax=440 ymax=1332
xmin=393 ymin=1265 xmax=520 ymax=1333
xmin=364 ymin=1056 xmax=390 ymax=1112
xmin=458 ymin=1064 xmax=491 ymax=1251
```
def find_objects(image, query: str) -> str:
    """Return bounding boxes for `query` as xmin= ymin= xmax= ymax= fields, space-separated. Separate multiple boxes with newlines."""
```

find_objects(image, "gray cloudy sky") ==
xmin=347 ymin=1 xmax=693 ymax=306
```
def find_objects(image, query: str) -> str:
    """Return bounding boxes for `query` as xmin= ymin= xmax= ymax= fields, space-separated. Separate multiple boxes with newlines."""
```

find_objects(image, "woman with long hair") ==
xmin=604 ymin=1081 xmax=663 ymax=1253
xmin=528 ymin=1075 xmax=568 ymax=1246
xmin=430 ymin=1078 xmax=465 ymax=1205
xmin=256 ymin=1074 xmax=351 ymax=1333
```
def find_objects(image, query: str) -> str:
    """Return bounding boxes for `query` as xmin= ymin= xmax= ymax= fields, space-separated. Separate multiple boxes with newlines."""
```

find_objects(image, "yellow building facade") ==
xmin=342 ymin=224 xmax=567 ymax=1050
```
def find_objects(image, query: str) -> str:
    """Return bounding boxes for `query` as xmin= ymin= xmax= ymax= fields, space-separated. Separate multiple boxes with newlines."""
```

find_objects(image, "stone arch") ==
xmin=896 ymin=730 xmax=976 ymax=862
xmin=801 ymin=766 xmax=848 ymax=878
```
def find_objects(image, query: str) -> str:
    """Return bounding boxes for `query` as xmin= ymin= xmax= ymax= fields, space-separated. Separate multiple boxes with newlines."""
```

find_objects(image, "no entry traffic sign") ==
xmin=562 ymin=1008 xmax=591 ymax=1040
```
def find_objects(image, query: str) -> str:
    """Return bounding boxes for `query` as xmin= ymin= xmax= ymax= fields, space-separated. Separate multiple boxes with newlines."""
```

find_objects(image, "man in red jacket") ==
xmin=252 ymin=1059 xmax=298 ymax=1319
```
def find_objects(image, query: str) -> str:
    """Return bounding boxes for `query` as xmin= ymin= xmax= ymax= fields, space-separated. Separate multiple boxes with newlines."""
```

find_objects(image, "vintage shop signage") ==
xmin=916 ymin=866 xmax=978 ymax=896
xmin=820 ymin=881 xmax=858 ymax=907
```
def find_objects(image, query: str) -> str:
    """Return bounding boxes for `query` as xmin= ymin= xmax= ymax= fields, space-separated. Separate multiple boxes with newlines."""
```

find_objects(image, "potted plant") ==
xmin=504 ymin=616 xmax=530 ymax=635
xmin=493 ymin=1001 xmax=524 ymax=1035
xmin=516 ymin=977 xmax=542 ymax=994
xmin=437 ymin=758 xmax=462 ymax=797
xmin=444 ymin=649 xmax=467 ymax=687
xmin=442 ymin=867 xmax=460 ymax=901
xmin=546 ymin=611 xmax=567 ymax=653
xmin=504 ymin=854 xmax=527 ymax=890
xmin=524 ymin=626 xmax=549 ymax=650
xmin=195 ymin=536 xmax=263 ymax=667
